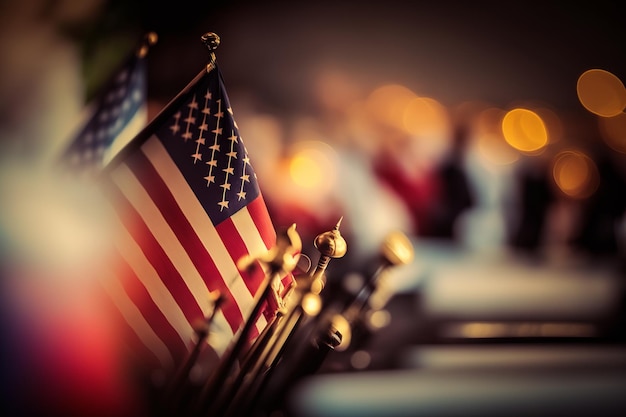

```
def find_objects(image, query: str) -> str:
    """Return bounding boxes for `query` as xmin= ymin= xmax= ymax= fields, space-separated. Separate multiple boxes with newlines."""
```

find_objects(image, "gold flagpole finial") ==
xmin=137 ymin=31 xmax=158 ymax=58
xmin=201 ymin=32 xmax=221 ymax=71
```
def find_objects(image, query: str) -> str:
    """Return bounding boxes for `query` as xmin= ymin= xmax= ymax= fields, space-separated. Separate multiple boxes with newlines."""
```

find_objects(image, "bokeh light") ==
xmin=598 ymin=112 xmax=626 ymax=154
xmin=501 ymin=108 xmax=548 ymax=154
xmin=403 ymin=96 xmax=450 ymax=138
xmin=552 ymin=149 xmax=599 ymax=199
xmin=577 ymin=69 xmax=626 ymax=117
xmin=301 ymin=293 xmax=322 ymax=317
xmin=364 ymin=84 xmax=417 ymax=131
xmin=534 ymin=106 xmax=564 ymax=145
xmin=287 ymin=140 xmax=338 ymax=191
xmin=3 ymin=3 xmax=626 ymax=416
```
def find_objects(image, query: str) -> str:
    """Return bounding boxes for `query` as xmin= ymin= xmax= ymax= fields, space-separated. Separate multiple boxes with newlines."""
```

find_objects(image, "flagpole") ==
xmin=192 ymin=224 xmax=302 ymax=416
xmin=160 ymin=291 xmax=226 ymax=414
xmin=243 ymin=231 xmax=413 ymax=416
xmin=226 ymin=220 xmax=348 ymax=416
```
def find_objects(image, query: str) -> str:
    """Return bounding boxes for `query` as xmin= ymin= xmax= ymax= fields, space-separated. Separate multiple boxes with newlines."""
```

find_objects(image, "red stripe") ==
xmin=246 ymin=195 xmax=277 ymax=250
xmin=215 ymin=217 xmax=265 ymax=296
xmin=96 ymin=276 xmax=164 ymax=370
xmin=215 ymin=217 xmax=267 ymax=336
xmin=109 ymin=183 xmax=205 ymax=332
xmin=247 ymin=195 xmax=296 ymax=295
xmin=126 ymin=152 xmax=245 ymax=334
xmin=113 ymin=252 xmax=189 ymax=362
xmin=245 ymin=195 xmax=296 ymax=319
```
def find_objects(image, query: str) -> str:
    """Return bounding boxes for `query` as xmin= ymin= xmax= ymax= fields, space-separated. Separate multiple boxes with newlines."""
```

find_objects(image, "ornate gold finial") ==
xmin=137 ymin=31 xmax=158 ymax=58
xmin=201 ymin=32 xmax=221 ymax=71
xmin=380 ymin=230 xmax=414 ymax=266
xmin=314 ymin=217 xmax=347 ymax=259
xmin=201 ymin=32 xmax=221 ymax=51
xmin=309 ymin=218 xmax=347 ymax=294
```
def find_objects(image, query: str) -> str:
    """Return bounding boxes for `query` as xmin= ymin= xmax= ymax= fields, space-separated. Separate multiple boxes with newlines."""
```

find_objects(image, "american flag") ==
xmin=59 ymin=51 xmax=147 ymax=174
xmin=98 ymin=63 xmax=294 ymax=372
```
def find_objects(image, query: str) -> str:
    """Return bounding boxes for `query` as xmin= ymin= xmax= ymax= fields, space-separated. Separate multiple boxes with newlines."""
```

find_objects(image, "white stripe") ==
xmin=99 ymin=268 xmax=175 ymax=369
xmin=104 ymin=105 xmax=147 ymax=165
xmin=230 ymin=208 xmax=273 ymax=287
xmin=111 ymin=160 xmax=215 ymax=314
xmin=110 ymin=208 xmax=195 ymax=347
xmin=142 ymin=137 xmax=267 ymax=335
xmin=231 ymin=207 xmax=271 ymax=259
xmin=231 ymin=208 xmax=275 ymax=320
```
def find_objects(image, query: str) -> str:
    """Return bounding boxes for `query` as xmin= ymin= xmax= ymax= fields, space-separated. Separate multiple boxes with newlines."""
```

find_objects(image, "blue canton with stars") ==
xmin=62 ymin=54 xmax=146 ymax=174
xmin=155 ymin=67 xmax=261 ymax=226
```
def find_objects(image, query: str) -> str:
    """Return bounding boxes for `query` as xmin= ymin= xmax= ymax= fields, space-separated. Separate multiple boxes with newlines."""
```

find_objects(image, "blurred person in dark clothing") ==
xmin=570 ymin=143 xmax=626 ymax=259
xmin=508 ymin=153 xmax=555 ymax=255
xmin=423 ymin=123 xmax=475 ymax=241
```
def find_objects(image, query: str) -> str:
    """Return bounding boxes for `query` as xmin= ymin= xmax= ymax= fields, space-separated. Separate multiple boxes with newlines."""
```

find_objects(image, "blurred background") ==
xmin=1 ymin=1 xmax=626 ymax=416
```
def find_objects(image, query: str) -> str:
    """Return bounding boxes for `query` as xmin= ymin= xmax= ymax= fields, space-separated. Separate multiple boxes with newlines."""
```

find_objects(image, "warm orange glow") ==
xmin=477 ymin=133 xmax=519 ymax=165
xmin=287 ymin=140 xmax=338 ymax=192
xmin=350 ymin=350 xmax=371 ymax=369
xmin=367 ymin=309 xmax=391 ymax=330
xmin=290 ymin=152 xmax=324 ymax=188
xmin=502 ymin=108 xmax=548 ymax=154
xmin=313 ymin=68 xmax=362 ymax=114
xmin=403 ymin=96 xmax=452 ymax=161
xmin=535 ymin=107 xmax=564 ymax=144
xmin=577 ymin=69 xmax=626 ymax=117
xmin=552 ymin=150 xmax=599 ymax=199
xmin=598 ymin=112 xmax=626 ymax=154
xmin=331 ymin=314 xmax=352 ymax=351
xmin=403 ymin=96 xmax=450 ymax=138
xmin=302 ymin=293 xmax=322 ymax=316
xmin=447 ymin=322 xmax=596 ymax=338
xmin=475 ymin=107 xmax=506 ymax=135
xmin=365 ymin=84 xmax=417 ymax=130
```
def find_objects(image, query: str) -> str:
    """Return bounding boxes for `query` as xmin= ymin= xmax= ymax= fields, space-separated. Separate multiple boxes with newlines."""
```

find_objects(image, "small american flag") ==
xmin=99 ymin=63 xmax=294 ymax=371
xmin=59 ymin=51 xmax=147 ymax=175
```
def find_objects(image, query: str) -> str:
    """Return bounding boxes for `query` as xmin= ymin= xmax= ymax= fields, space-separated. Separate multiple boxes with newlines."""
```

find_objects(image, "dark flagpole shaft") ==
xmin=160 ymin=291 xmax=225 ymax=413
xmin=246 ymin=232 xmax=412 ymax=416
xmin=193 ymin=271 xmax=280 ymax=415
xmin=214 ymin=305 xmax=287 ymax=412
xmin=225 ymin=220 xmax=347 ymax=417
xmin=192 ymin=224 xmax=301 ymax=416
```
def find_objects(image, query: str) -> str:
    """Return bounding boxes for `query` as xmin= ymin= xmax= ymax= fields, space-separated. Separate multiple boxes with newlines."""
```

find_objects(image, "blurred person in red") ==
xmin=372 ymin=129 xmax=437 ymax=238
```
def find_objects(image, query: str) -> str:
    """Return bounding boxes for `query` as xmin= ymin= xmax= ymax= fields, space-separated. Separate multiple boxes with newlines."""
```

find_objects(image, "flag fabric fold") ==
xmin=98 ymin=63 xmax=295 ymax=372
